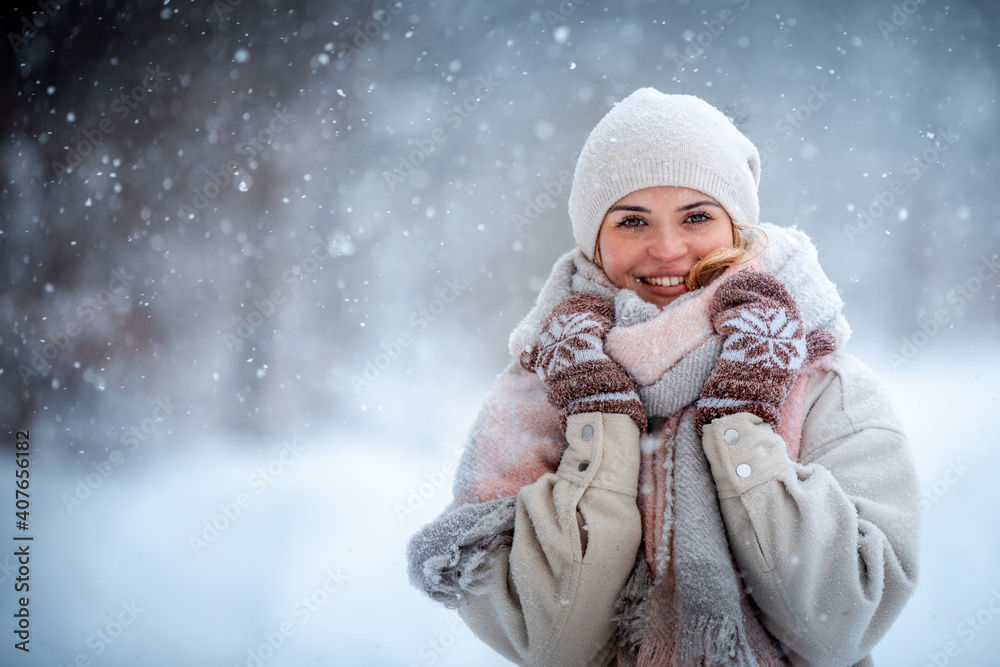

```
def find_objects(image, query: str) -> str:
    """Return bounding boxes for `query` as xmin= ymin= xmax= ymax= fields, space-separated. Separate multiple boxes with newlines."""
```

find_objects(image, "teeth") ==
xmin=642 ymin=275 xmax=686 ymax=287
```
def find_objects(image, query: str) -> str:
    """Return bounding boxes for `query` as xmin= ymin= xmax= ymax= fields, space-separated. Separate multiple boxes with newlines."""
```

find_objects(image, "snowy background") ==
xmin=1 ymin=0 xmax=998 ymax=665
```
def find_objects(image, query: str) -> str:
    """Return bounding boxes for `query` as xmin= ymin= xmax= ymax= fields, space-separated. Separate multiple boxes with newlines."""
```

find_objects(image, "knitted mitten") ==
xmin=521 ymin=293 xmax=647 ymax=434
xmin=696 ymin=269 xmax=835 ymax=433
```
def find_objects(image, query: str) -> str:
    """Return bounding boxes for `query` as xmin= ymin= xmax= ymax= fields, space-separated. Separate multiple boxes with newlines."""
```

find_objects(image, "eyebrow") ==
xmin=607 ymin=205 xmax=651 ymax=213
xmin=607 ymin=200 xmax=722 ymax=214
xmin=677 ymin=200 xmax=723 ymax=211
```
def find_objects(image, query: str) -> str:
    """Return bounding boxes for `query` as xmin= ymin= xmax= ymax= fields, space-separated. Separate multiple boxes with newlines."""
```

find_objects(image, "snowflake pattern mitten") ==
xmin=696 ymin=269 xmax=828 ymax=433
xmin=521 ymin=293 xmax=647 ymax=433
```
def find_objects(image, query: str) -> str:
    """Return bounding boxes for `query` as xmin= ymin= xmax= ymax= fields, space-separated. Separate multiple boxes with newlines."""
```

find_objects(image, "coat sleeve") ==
xmin=700 ymin=353 xmax=920 ymax=666
xmin=458 ymin=412 xmax=643 ymax=667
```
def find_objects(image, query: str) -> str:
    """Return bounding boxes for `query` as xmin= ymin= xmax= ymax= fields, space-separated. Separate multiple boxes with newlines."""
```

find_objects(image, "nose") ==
xmin=647 ymin=225 xmax=686 ymax=262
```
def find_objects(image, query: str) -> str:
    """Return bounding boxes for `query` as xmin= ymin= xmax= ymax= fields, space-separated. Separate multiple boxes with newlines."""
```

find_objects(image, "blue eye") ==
xmin=617 ymin=215 xmax=645 ymax=228
xmin=686 ymin=212 xmax=713 ymax=224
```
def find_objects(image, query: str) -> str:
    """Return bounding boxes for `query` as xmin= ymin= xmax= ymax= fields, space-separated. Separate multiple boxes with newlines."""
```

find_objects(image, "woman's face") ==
xmin=596 ymin=186 xmax=735 ymax=308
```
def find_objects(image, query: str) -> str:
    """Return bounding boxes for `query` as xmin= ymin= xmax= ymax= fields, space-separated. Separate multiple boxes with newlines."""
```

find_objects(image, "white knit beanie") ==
xmin=568 ymin=88 xmax=761 ymax=260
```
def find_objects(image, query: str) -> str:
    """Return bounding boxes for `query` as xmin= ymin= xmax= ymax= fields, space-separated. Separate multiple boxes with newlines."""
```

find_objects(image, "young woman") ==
xmin=408 ymin=88 xmax=919 ymax=667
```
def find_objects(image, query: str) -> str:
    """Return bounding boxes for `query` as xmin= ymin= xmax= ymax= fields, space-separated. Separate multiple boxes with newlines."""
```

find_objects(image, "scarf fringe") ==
xmin=677 ymin=615 xmax=759 ymax=667
xmin=614 ymin=552 xmax=655 ymax=658
xmin=407 ymin=496 xmax=516 ymax=609
xmin=635 ymin=638 xmax=674 ymax=667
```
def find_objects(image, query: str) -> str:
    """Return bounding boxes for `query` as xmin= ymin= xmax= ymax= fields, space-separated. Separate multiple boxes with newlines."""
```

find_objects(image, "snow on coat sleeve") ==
xmin=458 ymin=412 xmax=643 ymax=667
xmin=407 ymin=362 xmax=565 ymax=609
xmin=700 ymin=352 xmax=920 ymax=666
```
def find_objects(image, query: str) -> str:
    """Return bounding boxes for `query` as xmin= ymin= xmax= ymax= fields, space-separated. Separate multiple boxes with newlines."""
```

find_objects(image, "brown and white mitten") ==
xmin=521 ymin=293 xmax=647 ymax=433
xmin=696 ymin=269 xmax=835 ymax=433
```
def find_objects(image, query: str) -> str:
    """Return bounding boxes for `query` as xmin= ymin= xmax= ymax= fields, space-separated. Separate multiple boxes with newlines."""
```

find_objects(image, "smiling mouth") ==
xmin=638 ymin=275 xmax=687 ymax=287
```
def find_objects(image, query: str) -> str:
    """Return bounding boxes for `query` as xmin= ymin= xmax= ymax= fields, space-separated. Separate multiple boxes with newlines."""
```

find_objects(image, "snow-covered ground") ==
xmin=866 ymin=346 xmax=1000 ymax=667
xmin=2 ymin=342 xmax=997 ymax=666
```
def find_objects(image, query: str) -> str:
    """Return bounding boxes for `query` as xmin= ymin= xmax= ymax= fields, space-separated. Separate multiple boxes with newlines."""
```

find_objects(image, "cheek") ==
xmin=597 ymin=236 xmax=630 ymax=289
xmin=701 ymin=224 xmax=735 ymax=255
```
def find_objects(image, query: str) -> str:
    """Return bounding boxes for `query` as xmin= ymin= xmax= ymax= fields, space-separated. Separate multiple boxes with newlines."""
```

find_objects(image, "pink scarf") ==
xmin=434 ymin=224 xmax=850 ymax=664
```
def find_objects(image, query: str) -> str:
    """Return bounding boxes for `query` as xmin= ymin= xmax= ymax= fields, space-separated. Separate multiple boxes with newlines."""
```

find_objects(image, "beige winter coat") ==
xmin=458 ymin=352 xmax=920 ymax=666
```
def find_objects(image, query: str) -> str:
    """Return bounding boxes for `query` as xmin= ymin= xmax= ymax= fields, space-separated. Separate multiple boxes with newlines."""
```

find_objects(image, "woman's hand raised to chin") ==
xmin=696 ymin=269 xmax=836 ymax=433
xmin=520 ymin=292 xmax=647 ymax=434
